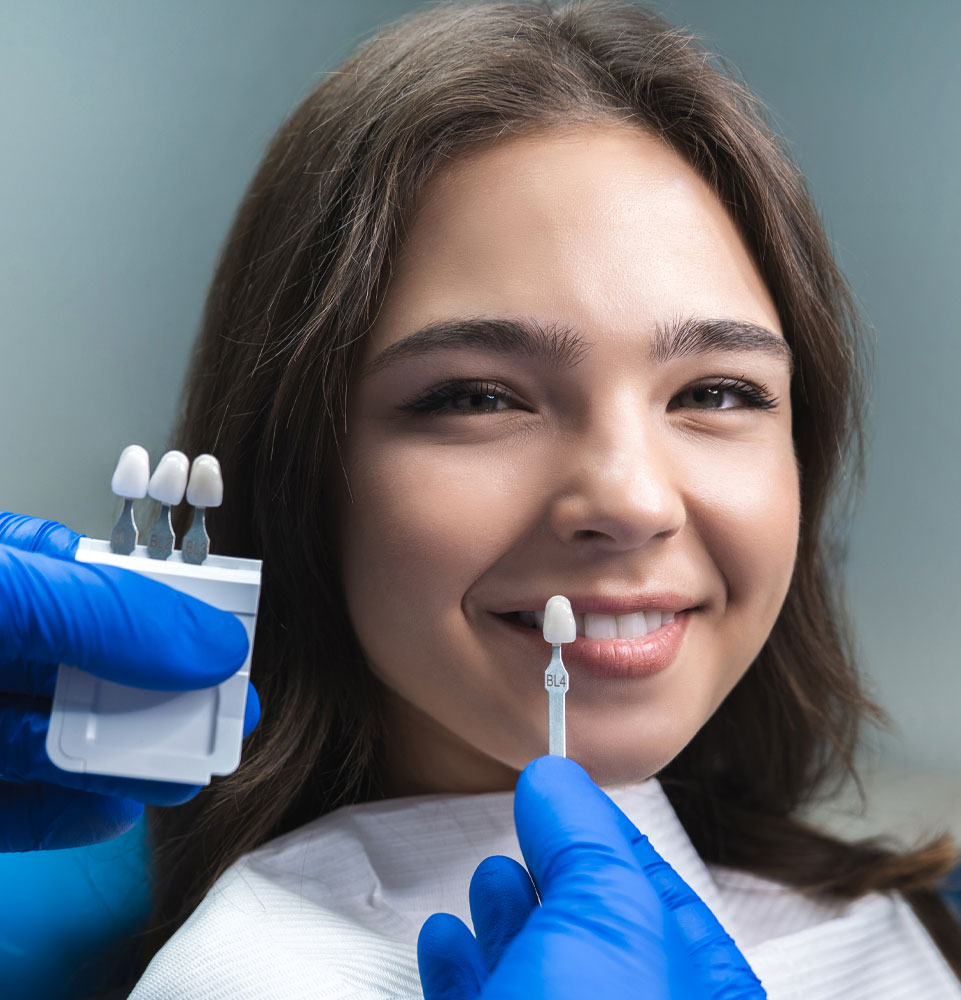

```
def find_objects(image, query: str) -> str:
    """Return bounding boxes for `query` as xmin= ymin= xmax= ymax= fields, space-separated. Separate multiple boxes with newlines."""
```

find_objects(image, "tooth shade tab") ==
xmin=543 ymin=595 xmax=576 ymax=644
xmin=186 ymin=454 xmax=224 ymax=508
xmin=111 ymin=445 xmax=150 ymax=500
xmin=148 ymin=451 xmax=189 ymax=506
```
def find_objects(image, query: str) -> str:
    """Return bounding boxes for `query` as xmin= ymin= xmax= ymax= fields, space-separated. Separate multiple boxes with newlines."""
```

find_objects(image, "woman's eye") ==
xmin=400 ymin=380 xmax=518 ymax=416
xmin=672 ymin=378 xmax=779 ymax=412
xmin=401 ymin=376 xmax=778 ymax=417
xmin=676 ymin=385 xmax=736 ymax=409
xmin=445 ymin=389 xmax=506 ymax=414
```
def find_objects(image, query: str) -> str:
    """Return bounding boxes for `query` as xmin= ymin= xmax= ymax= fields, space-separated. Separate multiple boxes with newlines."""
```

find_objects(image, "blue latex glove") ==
xmin=0 ymin=512 xmax=261 ymax=852
xmin=418 ymin=755 xmax=764 ymax=999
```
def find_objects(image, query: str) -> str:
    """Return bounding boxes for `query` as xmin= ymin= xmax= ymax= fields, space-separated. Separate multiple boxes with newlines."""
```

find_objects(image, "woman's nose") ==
xmin=545 ymin=406 xmax=686 ymax=552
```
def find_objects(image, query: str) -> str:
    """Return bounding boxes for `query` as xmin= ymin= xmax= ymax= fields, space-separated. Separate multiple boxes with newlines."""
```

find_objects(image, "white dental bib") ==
xmin=130 ymin=779 xmax=960 ymax=999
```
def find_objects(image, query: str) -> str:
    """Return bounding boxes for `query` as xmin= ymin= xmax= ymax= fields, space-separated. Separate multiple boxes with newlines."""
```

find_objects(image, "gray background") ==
xmin=1 ymin=1 xmax=958 ymax=819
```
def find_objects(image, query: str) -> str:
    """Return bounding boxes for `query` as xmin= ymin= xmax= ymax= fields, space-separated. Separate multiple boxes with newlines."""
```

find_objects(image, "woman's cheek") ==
xmin=340 ymin=438 xmax=522 ymax=627
xmin=687 ymin=437 xmax=800 ymax=610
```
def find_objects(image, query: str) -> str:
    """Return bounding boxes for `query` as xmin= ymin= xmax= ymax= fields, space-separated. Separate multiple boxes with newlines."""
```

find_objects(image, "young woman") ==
xmin=1 ymin=1 xmax=958 ymax=996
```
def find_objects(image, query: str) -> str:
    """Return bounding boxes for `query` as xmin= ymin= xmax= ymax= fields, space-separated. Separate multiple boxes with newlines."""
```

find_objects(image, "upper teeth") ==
xmin=519 ymin=610 xmax=676 ymax=638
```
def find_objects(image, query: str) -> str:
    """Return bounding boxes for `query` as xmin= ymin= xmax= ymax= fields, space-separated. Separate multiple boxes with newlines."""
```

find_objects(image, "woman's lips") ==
xmin=494 ymin=609 xmax=691 ymax=679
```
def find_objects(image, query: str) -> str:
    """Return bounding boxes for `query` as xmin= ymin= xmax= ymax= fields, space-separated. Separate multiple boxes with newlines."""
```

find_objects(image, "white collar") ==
xmin=131 ymin=779 xmax=961 ymax=999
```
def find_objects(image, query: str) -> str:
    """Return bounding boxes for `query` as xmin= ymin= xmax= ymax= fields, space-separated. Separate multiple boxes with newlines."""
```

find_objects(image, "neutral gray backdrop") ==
xmin=1 ymin=0 xmax=958 ymax=782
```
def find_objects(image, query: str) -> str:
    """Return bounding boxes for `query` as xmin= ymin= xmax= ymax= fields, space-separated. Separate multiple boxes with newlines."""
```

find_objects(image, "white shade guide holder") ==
xmin=46 ymin=537 xmax=263 ymax=785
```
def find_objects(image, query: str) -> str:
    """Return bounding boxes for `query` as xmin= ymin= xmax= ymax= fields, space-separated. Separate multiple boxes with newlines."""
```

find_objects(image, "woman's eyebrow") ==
xmin=360 ymin=315 xmax=792 ymax=378
xmin=651 ymin=316 xmax=793 ymax=373
xmin=361 ymin=317 xmax=587 ymax=378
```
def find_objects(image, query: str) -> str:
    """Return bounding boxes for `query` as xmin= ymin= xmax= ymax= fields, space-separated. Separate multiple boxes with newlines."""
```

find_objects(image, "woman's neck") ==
xmin=378 ymin=691 xmax=519 ymax=798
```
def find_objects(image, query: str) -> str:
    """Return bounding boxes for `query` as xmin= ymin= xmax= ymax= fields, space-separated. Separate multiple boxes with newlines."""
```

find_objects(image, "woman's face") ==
xmin=338 ymin=126 xmax=799 ymax=794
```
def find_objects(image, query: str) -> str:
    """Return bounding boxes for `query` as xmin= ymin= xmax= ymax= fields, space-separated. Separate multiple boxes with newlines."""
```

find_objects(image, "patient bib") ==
xmin=130 ymin=781 xmax=960 ymax=999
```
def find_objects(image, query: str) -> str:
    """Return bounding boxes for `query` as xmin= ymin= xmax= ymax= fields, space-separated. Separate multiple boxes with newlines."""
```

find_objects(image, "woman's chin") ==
xmin=553 ymin=738 xmax=684 ymax=789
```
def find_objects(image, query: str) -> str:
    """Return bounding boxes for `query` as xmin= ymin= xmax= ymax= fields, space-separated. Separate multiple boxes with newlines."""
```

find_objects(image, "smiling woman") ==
xmin=128 ymin=0 xmax=960 ymax=995
xmin=338 ymin=125 xmax=801 ymax=794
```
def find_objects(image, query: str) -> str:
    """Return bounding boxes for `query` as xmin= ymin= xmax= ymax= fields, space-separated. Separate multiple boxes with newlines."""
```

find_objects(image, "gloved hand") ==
xmin=418 ymin=755 xmax=764 ymax=999
xmin=0 ymin=512 xmax=261 ymax=852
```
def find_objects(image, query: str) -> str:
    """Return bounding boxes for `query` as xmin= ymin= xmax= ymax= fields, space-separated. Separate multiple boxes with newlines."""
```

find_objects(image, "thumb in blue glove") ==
xmin=418 ymin=755 xmax=765 ymax=1000
xmin=0 ymin=512 xmax=261 ymax=852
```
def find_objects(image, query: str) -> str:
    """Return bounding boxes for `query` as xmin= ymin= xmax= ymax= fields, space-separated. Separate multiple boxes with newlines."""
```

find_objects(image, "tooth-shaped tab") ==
xmin=147 ymin=451 xmax=189 ymax=506
xmin=543 ymin=595 xmax=576 ymax=644
xmin=186 ymin=454 xmax=223 ymax=508
xmin=111 ymin=445 xmax=150 ymax=500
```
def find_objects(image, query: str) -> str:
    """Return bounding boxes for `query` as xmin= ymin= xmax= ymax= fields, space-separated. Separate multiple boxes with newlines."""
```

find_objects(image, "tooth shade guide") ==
xmin=148 ymin=450 xmax=189 ymax=507
xmin=186 ymin=454 xmax=224 ymax=509
xmin=109 ymin=444 xmax=151 ymax=555
xmin=145 ymin=451 xmax=189 ymax=560
xmin=111 ymin=445 xmax=150 ymax=500
xmin=182 ymin=508 xmax=211 ymax=565
xmin=146 ymin=508 xmax=176 ymax=560
xmin=182 ymin=454 xmax=224 ymax=565
xmin=542 ymin=595 xmax=571 ymax=757
xmin=542 ymin=594 xmax=576 ymax=644
xmin=109 ymin=498 xmax=138 ymax=555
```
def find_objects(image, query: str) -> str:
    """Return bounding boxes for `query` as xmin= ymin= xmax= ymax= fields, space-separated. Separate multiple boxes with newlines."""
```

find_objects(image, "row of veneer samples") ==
xmin=109 ymin=445 xmax=222 ymax=564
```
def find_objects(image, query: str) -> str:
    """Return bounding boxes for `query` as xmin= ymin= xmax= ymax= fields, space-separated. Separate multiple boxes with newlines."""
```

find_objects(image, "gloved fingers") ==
xmin=630 ymin=834 xmax=765 ymax=995
xmin=0 ymin=696 xmax=203 ymax=805
xmin=242 ymin=680 xmax=261 ymax=739
xmin=0 ymin=545 xmax=248 ymax=690
xmin=0 ymin=781 xmax=143 ymax=852
xmin=513 ymin=756 xmax=664 ymax=928
xmin=468 ymin=855 xmax=539 ymax=972
xmin=0 ymin=512 xmax=81 ymax=560
xmin=418 ymin=912 xmax=489 ymax=1000
xmin=631 ymin=831 xmax=723 ymax=924
xmin=0 ymin=658 xmax=58 ymax=698
xmin=564 ymin=772 xmax=763 ymax=992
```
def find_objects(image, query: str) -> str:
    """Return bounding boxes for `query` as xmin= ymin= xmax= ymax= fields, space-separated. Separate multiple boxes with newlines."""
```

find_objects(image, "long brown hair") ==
xmin=141 ymin=0 xmax=960 ymax=977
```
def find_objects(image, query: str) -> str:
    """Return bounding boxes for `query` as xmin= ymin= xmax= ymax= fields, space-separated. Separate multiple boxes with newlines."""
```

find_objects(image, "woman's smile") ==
xmin=491 ymin=605 xmax=694 ymax=679
xmin=337 ymin=124 xmax=799 ymax=793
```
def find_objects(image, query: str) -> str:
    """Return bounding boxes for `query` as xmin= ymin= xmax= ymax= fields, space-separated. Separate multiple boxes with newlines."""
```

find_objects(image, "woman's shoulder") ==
xmin=706 ymin=862 xmax=961 ymax=998
xmin=128 ymin=826 xmax=425 ymax=1000
xmin=129 ymin=790 xmax=521 ymax=1000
